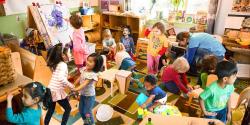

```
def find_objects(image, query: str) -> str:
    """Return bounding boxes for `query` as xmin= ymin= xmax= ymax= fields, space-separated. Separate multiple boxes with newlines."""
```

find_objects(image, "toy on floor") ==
xmin=96 ymin=104 xmax=114 ymax=122
xmin=153 ymin=104 xmax=182 ymax=116
xmin=137 ymin=107 xmax=151 ymax=120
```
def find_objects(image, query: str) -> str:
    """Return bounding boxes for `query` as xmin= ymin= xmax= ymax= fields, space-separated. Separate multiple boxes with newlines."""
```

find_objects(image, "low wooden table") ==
xmin=139 ymin=114 xmax=224 ymax=125
xmin=0 ymin=73 xmax=32 ymax=103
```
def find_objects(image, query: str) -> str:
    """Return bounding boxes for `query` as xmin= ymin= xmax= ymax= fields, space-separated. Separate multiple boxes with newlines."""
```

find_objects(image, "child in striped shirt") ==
xmin=44 ymin=43 xmax=75 ymax=125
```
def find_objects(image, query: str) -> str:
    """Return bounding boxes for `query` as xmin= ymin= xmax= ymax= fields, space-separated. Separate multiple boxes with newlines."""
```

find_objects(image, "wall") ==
xmin=214 ymin=0 xmax=233 ymax=35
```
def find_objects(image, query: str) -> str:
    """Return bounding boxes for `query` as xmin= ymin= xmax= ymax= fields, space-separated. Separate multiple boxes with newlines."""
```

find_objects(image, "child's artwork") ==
xmin=38 ymin=4 xmax=73 ymax=46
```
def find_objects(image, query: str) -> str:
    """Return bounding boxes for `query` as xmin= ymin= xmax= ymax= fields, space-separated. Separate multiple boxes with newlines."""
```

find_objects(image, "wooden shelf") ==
xmin=228 ymin=12 xmax=250 ymax=17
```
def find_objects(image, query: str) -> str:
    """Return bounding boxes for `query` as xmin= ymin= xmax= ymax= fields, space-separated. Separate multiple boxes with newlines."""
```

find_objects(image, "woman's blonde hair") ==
xmin=172 ymin=57 xmax=190 ymax=73
xmin=103 ymin=29 xmax=112 ymax=38
xmin=116 ymin=43 xmax=125 ymax=52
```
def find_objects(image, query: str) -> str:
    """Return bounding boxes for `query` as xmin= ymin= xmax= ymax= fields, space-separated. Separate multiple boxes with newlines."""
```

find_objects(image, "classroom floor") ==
xmin=42 ymin=60 xmax=249 ymax=125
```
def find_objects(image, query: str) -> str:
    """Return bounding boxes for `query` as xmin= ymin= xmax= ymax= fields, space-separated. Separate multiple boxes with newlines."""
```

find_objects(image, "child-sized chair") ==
xmin=230 ymin=87 xmax=250 ymax=125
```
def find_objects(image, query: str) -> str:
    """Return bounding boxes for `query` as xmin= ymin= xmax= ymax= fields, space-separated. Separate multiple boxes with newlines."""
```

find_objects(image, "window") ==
xmin=130 ymin=0 xmax=210 ymax=17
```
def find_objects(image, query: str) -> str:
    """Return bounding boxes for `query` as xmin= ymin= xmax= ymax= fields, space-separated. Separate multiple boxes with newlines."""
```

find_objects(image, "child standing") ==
xmin=102 ymin=29 xmax=116 ymax=60
xmin=198 ymin=55 xmax=218 ymax=89
xmin=120 ymin=26 xmax=135 ymax=58
xmin=161 ymin=57 xmax=193 ymax=95
xmin=147 ymin=22 xmax=169 ymax=74
xmin=200 ymin=61 xmax=237 ymax=124
xmin=45 ymin=43 xmax=74 ymax=125
xmin=73 ymin=53 xmax=103 ymax=125
xmin=70 ymin=14 xmax=89 ymax=70
xmin=141 ymin=75 xmax=167 ymax=112
xmin=6 ymin=82 xmax=52 ymax=125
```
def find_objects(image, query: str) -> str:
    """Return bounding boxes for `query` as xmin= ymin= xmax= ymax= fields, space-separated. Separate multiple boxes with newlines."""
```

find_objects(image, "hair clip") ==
xmin=33 ymin=83 xmax=38 ymax=88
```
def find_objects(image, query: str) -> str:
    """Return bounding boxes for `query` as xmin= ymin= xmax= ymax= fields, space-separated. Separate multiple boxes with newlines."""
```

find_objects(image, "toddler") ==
xmin=120 ymin=26 xmax=135 ymax=58
xmin=147 ymin=22 xmax=169 ymax=74
xmin=70 ymin=14 xmax=89 ymax=70
xmin=102 ymin=29 xmax=116 ymax=60
xmin=200 ymin=61 xmax=237 ymax=124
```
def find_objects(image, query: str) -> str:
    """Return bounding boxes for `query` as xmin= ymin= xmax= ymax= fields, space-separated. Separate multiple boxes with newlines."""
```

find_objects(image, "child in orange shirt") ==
xmin=147 ymin=22 xmax=169 ymax=75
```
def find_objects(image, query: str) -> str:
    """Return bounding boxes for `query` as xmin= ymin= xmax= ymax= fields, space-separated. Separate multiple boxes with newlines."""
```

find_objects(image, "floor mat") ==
xmin=108 ymin=91 xmax=139 ymax=115
xmin=174 ymin=96 xmax=200 ymax=117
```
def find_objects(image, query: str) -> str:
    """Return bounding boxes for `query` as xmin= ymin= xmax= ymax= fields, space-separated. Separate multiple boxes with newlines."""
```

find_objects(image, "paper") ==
xmin=237 ymin=64 xmax=250 ymax=78
xmin=225 ymin=16 xmax=245 ymax=29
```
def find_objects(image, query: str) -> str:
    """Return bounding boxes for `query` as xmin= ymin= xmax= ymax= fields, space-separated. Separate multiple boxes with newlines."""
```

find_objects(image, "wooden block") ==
xmin=11 ymin=52 xmax=23 ymax=75
xmin=115 ymin=70 xmax=132 ymax=94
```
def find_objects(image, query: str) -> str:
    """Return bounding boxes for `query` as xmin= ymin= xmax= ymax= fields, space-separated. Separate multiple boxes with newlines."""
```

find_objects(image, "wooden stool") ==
xmin=99 ymin=69 xmax=119 ymax=97
xmin=115 ymin=70 xmax=132 ymax=94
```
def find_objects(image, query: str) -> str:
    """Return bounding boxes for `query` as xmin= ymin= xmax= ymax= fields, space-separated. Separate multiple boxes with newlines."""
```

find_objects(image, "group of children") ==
xmin=5 ymin=14 xmax=238 ymax=125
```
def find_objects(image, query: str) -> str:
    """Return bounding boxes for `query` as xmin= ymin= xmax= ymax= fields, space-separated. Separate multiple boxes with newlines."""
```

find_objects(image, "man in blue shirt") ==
xmin=176 ymin=32 xmax=226 ymax=74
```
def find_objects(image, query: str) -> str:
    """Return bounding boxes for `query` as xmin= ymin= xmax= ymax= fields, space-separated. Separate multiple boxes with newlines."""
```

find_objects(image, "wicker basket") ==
xmin=0 ymin=47 xmax=15 ymax=85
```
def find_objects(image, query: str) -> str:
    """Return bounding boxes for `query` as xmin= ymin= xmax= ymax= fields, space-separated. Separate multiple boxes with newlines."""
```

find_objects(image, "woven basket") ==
xmin=0 ymin=47 xmax=15 ymax=85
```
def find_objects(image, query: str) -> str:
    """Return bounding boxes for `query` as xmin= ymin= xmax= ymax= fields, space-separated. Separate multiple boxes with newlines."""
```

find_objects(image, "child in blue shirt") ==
xmin=6 ymin=82 xmax=52 ymax=125
xmin=200 ymin=61 xmax=237 ymax=124
xmin=120 ymin=26 xmax=135 ymax=58
xmin=141 ymin=75 xmax=167 ymax=112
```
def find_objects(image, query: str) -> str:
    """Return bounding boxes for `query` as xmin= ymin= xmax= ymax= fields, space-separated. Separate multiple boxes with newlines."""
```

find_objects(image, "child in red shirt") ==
xmin=161 ymin=57 xmax=193 ymax=95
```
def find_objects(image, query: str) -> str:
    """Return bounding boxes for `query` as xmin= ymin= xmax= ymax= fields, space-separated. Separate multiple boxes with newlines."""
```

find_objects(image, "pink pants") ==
xmin=147 ymin=54 xmax=160 ymax=74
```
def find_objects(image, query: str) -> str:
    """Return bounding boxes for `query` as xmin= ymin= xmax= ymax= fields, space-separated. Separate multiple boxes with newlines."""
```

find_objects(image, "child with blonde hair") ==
xmin=161 ymin=57 xmax=193 ymax=95
xmin=147 ymin=22 xmax=170 ymax=74
xmin=102 ymin=29 xmax=116 ymax=60
xmin=115 ymin=43 xmax=143 ymax=88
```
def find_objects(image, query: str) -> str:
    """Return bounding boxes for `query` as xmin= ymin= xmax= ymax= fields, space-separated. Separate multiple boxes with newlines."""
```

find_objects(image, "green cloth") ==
xmin=200 ymin=81 xmax=234 ymax=112
xmin=200 ymin=72 xmax=208 ymax=89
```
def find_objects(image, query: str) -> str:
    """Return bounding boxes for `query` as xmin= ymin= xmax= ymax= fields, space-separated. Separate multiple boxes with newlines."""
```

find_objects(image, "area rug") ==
xmin=108 ymin=91 xmax=139 ymax=115
xmin=53 ymin=101 xmax=99 ymax=125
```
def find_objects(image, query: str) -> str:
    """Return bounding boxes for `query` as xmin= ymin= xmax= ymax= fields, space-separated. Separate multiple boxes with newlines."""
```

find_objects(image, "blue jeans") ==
xmin=163 ymin=81 xmax=181 ymax=95
xmin=79 ymin=96 xmax=95 ymax=125
xmin=205 ymin=107 xmax=228 ymax=124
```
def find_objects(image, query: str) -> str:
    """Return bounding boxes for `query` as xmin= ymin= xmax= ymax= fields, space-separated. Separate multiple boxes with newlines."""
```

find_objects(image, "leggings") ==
xmin=44 ymin=98 xmax=71 ymax=125
xmin=147 ymin=54 xmax=160 ymax=74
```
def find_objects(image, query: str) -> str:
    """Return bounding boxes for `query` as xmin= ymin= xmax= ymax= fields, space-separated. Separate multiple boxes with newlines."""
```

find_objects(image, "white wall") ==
xmin=214 ymin=0 xmax=233 ymax=35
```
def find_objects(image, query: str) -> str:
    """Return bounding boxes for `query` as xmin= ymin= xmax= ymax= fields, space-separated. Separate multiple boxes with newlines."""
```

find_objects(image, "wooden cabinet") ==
xmin=82 ymin=14 xmax=101 ymax=43
xmin=100 ymin=12 xmax=145 ymax=43
xmin=135 ymin=38 xmax=148 ymax=63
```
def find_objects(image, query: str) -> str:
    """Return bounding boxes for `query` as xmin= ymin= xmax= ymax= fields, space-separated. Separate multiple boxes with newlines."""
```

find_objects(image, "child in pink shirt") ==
xmin=70 ymin=14 xmax=89 ymax=70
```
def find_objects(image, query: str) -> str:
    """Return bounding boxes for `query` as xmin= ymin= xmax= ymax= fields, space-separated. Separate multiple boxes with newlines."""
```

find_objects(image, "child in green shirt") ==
xmin=199 ymin=61 xmax=237 ymax=124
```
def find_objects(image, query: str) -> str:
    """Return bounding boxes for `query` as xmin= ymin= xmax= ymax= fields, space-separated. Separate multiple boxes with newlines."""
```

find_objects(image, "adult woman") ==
xmin=176 ymin=32 xmax=225 ymax=74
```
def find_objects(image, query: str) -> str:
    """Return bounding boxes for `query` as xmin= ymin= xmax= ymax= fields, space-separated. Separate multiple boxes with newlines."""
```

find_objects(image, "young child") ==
xmin=141 ymin=75 xmax=167 ymax=112
xmin=6 ymin=82 xmax=52 ymax=125
xmin=102 ymin=29 xmax=116 ymax=60
xmin=158 ymin=49 xmax=173 ymax=72
xmin=70 ymin=14 xmax=89 ymax=70
xmin=147 ymin=22 xmax=169 ymax=75
xmin=73 ymin=53 xmax=103 ymax=125
xmin=161 ymin=57 xmax=193 ymax=95
xmin=120 ymin=26 xmax=135 ymax=58
xmin=200 ymin=61 xmax=237 ymax=124
xmin=115 ymin=43 xmax=143 ymax=88
xmin=198 ymin=55 xmax=218 ymax=89
xmin=45 ymin=43 xmax=74 ymax=125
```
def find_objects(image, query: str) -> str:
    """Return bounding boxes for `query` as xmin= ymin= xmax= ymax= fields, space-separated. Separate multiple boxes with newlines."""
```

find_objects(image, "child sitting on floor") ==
xmin=158 ymin=49 xmax=174 ymax=75
xmin=102 ymin=29 xmax=116 ymax=60
xmin=197 ymin=55 xmax=218 ymax=89
xmin=115 ymin=43 xmax=143 ymax=88
xmin=141 ymin=75 xmax=167 ymax=112
xmin=199 ymin=61 xmax=237 ymax=124
xmin=161 ymin=57 xmax=193 ymax=95
xmin=120 ymin=26 xmax=135 ymax=58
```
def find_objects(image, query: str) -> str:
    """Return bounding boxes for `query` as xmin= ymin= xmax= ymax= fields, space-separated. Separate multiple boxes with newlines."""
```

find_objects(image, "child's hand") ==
xmin=140 ymin=104 xmax=146 ymax=109
xmin=148 ymin=107 xmax=154 ymax=112
xmin=187 ymin=84 xmax=193 ymax=90
xmin=6 ymin=92 xmax=14 ymax=102
xmin=204 ymin=111 xmax=217 ymax=116
xmin=227 ymin=112 xmax=231 ymax=122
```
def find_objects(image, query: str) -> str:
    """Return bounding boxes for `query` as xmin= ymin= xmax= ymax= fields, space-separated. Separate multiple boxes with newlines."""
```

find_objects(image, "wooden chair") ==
xmin=231 ymin=87 xmax=250 ymax=125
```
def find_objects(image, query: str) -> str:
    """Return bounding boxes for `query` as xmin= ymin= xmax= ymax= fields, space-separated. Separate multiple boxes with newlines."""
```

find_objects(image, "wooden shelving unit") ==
xmin=100 ymin=12 xmax=144 ymax=44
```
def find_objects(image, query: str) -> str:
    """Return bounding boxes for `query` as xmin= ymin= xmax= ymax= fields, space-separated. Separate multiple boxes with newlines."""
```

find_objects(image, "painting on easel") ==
xmin=38 ymin=4 xmax=73 ymax=46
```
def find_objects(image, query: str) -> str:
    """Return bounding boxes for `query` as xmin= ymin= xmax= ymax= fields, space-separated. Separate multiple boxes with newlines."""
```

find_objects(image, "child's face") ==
xmin=62 ymin=51 xmax=71 ymax=62
xmin=22 ymin=89 xmax=38 ymax=107
xmin=104 ymin=34 xmax=111 ymax=40
xmin=144 ymin=81 xmax=154 ymax=91
xmin=224 ymin=74 xmax=237 ymax=85
xmin=152 ymin=27 xmax=162 ymax=36
xmin=123 ymin=28 xmax=130 ymax=36
xmin=86 ymin=57 xmax=95 ymax=71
